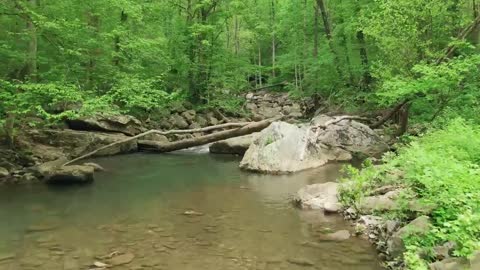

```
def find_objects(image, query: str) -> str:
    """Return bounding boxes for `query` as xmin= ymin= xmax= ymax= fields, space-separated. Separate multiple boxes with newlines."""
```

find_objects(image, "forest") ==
xmin=0 ymin=0 xmax=480 ymax=270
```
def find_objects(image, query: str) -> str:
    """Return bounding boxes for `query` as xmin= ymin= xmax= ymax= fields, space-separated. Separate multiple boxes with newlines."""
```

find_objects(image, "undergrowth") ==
xmin=339 ymin=118 xmax=480 ymax=269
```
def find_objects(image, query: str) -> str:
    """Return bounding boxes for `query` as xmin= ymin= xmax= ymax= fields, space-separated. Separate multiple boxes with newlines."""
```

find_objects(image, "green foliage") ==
xmin=107 ymin=74 xmax=176 ymax=116
xmin=340 ymin=119 xmax=480 ymax=268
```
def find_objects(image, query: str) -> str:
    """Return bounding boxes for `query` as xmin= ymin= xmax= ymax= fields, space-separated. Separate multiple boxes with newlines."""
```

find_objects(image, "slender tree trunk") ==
xmin=271 ymin=0 xmax=276 ymax=78
xmin=113 ymin=10 xmax=128 ymax=67
xmin=357 ymin=30 xmax=372 ymax=87
xmin=341 ymin=34 xmax=354 ymax=86
xmin=302 ymin=0 xmax=307 ymax=88
xmin=258 ymin=45 xmax=263 ymax=87
xmin=26 ymin=0 xmax=38 ymax=82
xmin=396 ymin=103 xmax=411 ymax=136
xmin=234 ymin=15 xmax=240 ymax=55
xmin=86 ymin=10 xmax=100 ymax=88
xmin=313 ymin=3 xmax=319 ymax=58
xmin=471 ymin=0 xmax=480 ymax=45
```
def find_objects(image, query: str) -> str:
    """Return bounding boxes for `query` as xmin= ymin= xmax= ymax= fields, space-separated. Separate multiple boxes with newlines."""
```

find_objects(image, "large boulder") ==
xmin=67 ymin=115 xmax=144 ymax=136
xmin=44 ymin=165 xmax=94 ymax=185
xmin=239 ymin=122 xmax=351 ymax=173
xmin=295 ymin=182 xmax=340 ymax=212
xmin=239 ymin=116 xmax=387 ymax=174
xmin=311 ymin=115 xmax=389 ymax=157
xmin=209 ymin=133 xmax=258 ymax=155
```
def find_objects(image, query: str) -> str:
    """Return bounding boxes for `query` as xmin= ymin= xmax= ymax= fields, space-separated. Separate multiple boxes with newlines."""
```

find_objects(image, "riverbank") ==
xmin=334 ymin=119 xmax=480 ymax=269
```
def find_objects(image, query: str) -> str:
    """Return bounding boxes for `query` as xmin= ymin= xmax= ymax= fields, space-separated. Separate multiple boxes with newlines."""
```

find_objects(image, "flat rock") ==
xmin=66 ymin=114 xmax=144 ymax=136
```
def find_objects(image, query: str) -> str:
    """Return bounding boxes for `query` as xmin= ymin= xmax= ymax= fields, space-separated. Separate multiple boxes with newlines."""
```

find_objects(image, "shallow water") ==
xmin=0 ymin=152 xmax=382 ymax=270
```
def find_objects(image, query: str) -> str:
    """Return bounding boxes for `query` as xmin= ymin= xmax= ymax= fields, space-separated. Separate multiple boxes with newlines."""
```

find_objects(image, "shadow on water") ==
xmin=0 ymin=152 xmax=382 ymax=270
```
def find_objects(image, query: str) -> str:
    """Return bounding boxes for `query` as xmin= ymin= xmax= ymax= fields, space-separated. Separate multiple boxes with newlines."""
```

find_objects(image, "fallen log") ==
xmin=138 ymin=118 xmax=279 ymax=153
xmin=62 ymin=119 xmax=279 ymax=166
xmin=62 ymin=122 xmax=252 ymax=166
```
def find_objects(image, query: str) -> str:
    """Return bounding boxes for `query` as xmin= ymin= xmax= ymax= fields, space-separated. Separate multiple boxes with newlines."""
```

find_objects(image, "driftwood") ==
xmin=62 ymin=119 xmax=279 ymax=166
xmin=138 ymin=118 xmax=279 ymax=153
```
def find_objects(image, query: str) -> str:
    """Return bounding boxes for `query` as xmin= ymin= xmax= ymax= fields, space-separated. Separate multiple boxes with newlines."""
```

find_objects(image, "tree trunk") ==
xmin=396 ymin=103 xmax=411 ymax=136
xmin=139 ymin=119 xmax=276 ymax=153
xmin=271 ymin=0 xmax=276 ymax=78
xmin=86 ymin=10 xmax=100 ymax=88
xmin=315 ymin=0 xmax=342 ymax=78
xmin=26 ymin=0 xmax=37 ymax=81
xmin=234 ymin=15 xmax=240 ymax=55
xmin=113 ymin=10 xmax=128 ymax=67
xmin=471 ymin=0 xmax=480 ymax=46
xmin=4 ymin=113 xmax=15 ymax=148
xmin=258 ymin=45 xmax=263 ymax=87
xmin=313 ymin=3 xmax=319 ymax=58
xmin=356 ymin=30 xmax=372 ymax=88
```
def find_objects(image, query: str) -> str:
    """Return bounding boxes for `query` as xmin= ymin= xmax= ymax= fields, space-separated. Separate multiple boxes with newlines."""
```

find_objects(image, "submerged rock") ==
xmin=44 ymin=165 xmax=94 ymax=185
xmin=209 ymin=133 xmax=258 ymax=155
xmin=108 ymin=252 xmax=135 ymax=266
xmin=295 ymin=182 xmax=340 ymax=212
xmin=321 ymin=230 xmax=351 ymax=241
xmin=286 ymin=258 xmax=315 ymax=266
xmin=67 ymin=114 xmax=144 ymax=136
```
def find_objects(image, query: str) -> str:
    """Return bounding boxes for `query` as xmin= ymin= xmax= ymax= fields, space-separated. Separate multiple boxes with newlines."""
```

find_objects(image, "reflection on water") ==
xmin=0 ymin=153 xmax=381 ymax=270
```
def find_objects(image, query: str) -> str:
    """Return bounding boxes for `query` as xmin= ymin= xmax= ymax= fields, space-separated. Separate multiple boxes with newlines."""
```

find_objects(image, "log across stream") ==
xmin=0 ymin=153 xmax=382 ymax=270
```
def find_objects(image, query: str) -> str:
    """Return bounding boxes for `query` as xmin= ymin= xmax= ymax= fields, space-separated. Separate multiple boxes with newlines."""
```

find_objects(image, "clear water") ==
xmin=0 ymin=152 xmax=382 ymax=270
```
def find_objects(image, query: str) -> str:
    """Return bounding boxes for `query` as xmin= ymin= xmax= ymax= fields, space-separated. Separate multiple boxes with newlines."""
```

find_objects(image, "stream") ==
xmin=0 ymin=152 xmax=382 ymax=270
